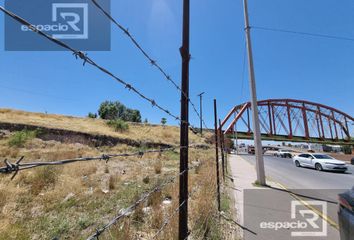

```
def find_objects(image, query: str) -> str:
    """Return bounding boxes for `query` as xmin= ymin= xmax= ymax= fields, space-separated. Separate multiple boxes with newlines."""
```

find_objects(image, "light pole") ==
xmin=197 ymin=92 xmax=205 ymax=136
xmin=242 ymin=0 xmax=266 ymax=186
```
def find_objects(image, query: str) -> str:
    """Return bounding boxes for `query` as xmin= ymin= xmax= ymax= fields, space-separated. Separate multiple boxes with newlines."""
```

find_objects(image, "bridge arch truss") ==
xmin=220 ymin=99 xmax=354 ymax=142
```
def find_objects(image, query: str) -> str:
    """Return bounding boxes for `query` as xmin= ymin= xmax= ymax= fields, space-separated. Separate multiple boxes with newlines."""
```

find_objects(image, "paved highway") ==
xmin=240 ymin=154 xmax=354 ymax=224
xmin=253 ymin=154 xmax=353 ymax=189
xmin=232 ymin=154 xmax=354 ymax=240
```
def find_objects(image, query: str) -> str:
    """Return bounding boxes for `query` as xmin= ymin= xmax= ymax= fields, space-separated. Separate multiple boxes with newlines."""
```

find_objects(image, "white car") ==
xmin=293 ymin=153 xmax=348 ymax=172
xmin=275 ymin=149 xmax=296 ymax=158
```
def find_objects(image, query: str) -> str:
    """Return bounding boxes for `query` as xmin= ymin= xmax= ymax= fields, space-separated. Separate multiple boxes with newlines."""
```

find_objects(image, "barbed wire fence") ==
xmin=0 ymin=3 xmax=228 ymax=240
xmin=90 ymin=0 xmax=208 ymax=130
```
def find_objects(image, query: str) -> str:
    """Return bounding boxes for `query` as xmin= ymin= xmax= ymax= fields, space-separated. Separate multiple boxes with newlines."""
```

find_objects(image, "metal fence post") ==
xmin=178 ymin=0 xmax=190 ymax=239
xmin=219 ymin=119 xmax=225 ymax=181
xmin=214 ymin=99 xmax=221 ymax=212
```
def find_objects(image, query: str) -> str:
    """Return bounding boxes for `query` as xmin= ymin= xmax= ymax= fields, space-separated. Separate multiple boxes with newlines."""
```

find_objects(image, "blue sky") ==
xmin=0 ymin=0 xmax=353 ymax=128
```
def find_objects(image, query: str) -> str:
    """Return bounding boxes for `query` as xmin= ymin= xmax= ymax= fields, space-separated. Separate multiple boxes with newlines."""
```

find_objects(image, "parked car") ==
xmin=338 ymin=187 xmax=354 ymax=240
xmin=293 ymin=153 xmax=348 ymax=172
xmin=275 ymin=149 xmax=296 ymax=158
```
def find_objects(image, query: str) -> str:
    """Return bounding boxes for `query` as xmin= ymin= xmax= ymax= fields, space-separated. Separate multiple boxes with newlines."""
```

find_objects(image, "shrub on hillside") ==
xmin=98 ymin=101 xmax=141 ymax=122
xmin=87 ymin=112 xmax=97 ymax=119
xmin=107 ymin=119 xmax=129 ymax=132
xmin=8 ymin=130 xmax=38 ymax=147
xmin=30 ymin=166 xmax=58 ymax=195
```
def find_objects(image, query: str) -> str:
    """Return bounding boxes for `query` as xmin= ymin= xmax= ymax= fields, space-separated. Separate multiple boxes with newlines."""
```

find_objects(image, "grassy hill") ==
xmin=0 ymin=109 xmax=234 ymax=240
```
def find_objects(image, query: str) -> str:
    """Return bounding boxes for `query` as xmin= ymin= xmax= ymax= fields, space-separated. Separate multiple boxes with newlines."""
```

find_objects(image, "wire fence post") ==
xmin=179 ymin=0 xmax=190 ymax=239
xmin=220 ymin=125 xmax=228 ymax=175
xmin=219 ymin=119 xmax=225 ymax=181
xmin=214 ymin=99 xmax=221 ymax=212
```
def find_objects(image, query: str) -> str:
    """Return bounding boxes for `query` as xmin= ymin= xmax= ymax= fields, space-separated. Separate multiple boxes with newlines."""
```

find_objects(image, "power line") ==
xmin=91 ymin=0 xmax=208 ymax=129
xmin=251 ymin=26 xmax=354 ymax=42
xmin=0 ymin=6 xmax=184 ymax=125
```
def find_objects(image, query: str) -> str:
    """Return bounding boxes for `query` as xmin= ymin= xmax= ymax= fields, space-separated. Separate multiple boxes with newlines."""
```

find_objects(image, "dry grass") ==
xmin=0 ymin=108 xmax=209 ymax=145
xmin=154 ymin=160 xmax=162 ymax=174
xmin=28 ymin=166 xmax=59 ymax=195
xmin=0 ymin=109 xmax=229 ymax=240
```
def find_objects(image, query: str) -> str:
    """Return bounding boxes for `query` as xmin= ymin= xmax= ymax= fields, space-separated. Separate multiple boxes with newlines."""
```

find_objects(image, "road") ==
xmin=244 ymin=154 xmax=354 ymax=190
xmin=235 ymin=153 xmax=354 ymax=240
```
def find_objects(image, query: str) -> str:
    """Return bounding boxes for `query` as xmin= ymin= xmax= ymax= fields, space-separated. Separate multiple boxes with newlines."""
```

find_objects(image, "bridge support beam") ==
xmin=286 ymin=101 xmax=293 ymax=139
xmin=302 ymin=103 xmax=310 ymax=139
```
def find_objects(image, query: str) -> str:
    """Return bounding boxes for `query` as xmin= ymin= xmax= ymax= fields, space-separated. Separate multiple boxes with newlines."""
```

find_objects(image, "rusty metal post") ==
xmin=316 ymin=113 xmax=322 ymax=138
xmin=214 ymin=99 xmax=221 ymax=212
xmin=328 ymin=117 xmax=334 ymax=140
xmin=219 ymin=119 xmax=225 ymax=181
xmin=272 ymin=105 xmax=277 ymax=135
xmin=286 ymin=101 xmax=293 ymax=139
xmin=302 ymin=103 xmax=310 ymax=139
xmin=345 ymin=117 xmax=351 ymax=139
xmin=268 ymin=101 xmax=273 ymax=136
xmin=178 ymin=0 xmax=190 ymax=238
xmin=247 ymin=107 xmax=251 ymax=134
xmin=317 ymin=106 xmax=325 ymax=139
xmin=332 ymin=111 xmax=338 ymax=140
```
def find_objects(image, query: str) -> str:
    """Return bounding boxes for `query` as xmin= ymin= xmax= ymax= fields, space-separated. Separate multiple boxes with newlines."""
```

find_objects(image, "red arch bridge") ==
xmin=220 ymin=99 xmax=354 ymax=145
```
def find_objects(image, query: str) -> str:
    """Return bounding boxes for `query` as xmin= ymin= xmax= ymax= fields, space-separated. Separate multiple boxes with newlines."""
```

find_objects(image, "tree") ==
xmin=87 ymin=112 xmax=97 ymax=118
xmin=98 ymin=101 xmax=142 ymax=122
xmin=161 ymin=118 xmax=167 ymax=126
xmin=98 ymin=101 xmax=120 ymax=120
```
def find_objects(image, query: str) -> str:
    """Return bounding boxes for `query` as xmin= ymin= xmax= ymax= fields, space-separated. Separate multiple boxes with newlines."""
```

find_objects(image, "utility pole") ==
xmin=179 ymin=0 xmax=190 ymax=239
xmin=197 ymin=92 xmax=205 ymax=136
xmin=242 ymin=0 xmax=266 ymax=186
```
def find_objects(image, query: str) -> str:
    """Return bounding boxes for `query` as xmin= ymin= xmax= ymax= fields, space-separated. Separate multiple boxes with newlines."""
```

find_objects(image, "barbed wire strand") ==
xmin=87 ymin=161 xmax=204 ymax=240
xmin=0 ymin=6 xmax=188 ymax=125
xmin=0 ymin=144 xmax=208 ymax=179
xmin=151 ymin=187 xmax=199 ymax=240
xmin=90 ymin=0 xmax=208 ymax=130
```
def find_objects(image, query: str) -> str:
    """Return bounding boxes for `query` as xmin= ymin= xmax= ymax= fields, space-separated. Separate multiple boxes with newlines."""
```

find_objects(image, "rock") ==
xmin=62 ymin=193 xmax=75 ymax=203
xmin=142 ymin=207 xmax=151 ymax=214
xmin=85 ymin=187 xmax=93 ymax=195
xmin=162 ymin=198 xmax=172 ymax=205
xmin=100 ymin=174 xmax=111 ymax=194
xmin=31 ymin=205 xmax=44 ymax=218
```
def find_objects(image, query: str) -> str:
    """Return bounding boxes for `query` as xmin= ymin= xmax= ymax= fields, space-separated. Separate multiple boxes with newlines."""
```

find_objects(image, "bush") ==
xmin=87 ymin=112 xmax=97 ymax=118
xmin=107 ymin=119 xmax=129 ymax=132
xmin=98 ymin=101 xmax=141 ymax=122
xmin=30 ymin=167 xmax=58 ymax=195
xmin=342 ymin=146 xmax=352 ymax=155
xmin=161 ymin=118 xmax=167 ymax=126
xmin=8 ymin=130 xmax=37 ymax=147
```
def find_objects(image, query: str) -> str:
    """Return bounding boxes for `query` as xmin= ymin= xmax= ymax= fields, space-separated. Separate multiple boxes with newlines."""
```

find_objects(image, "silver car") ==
xmin=293 ymin=153 xmax=348 ymax=172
